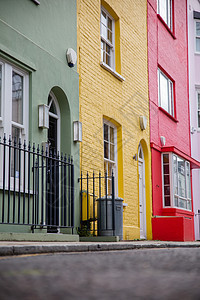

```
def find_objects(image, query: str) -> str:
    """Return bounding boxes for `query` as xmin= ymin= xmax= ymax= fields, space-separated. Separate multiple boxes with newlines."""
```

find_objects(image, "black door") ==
xmin=47 ymin=116 xmax=59 ymax=232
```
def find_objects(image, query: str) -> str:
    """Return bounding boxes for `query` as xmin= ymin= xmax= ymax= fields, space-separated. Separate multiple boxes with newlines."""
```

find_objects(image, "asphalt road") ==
xmin=0 ymin=248 xmax=200 ymax=300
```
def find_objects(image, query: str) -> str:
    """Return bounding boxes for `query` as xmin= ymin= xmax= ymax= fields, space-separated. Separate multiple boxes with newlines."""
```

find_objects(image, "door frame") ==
xmin=138 ymin=143 xmax=146 ymax=239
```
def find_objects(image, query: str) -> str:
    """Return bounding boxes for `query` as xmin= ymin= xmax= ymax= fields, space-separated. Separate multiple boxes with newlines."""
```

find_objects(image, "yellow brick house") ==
xmin=77 ymin=0 xmax=152 ymax=240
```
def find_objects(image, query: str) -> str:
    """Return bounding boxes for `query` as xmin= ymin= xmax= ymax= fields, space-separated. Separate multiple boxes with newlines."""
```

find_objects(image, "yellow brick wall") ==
xmin=77 ymin=0 xmax=152 ymax=240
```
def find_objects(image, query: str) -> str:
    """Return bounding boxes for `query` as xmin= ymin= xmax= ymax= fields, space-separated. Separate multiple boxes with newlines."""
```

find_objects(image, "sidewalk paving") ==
xmin=0 ymin=240 xmax=200 ymax=256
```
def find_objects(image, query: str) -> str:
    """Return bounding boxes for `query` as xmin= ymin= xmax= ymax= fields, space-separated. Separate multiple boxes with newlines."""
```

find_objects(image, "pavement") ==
xmin=0 ymin=240 xmax=200 ymax=256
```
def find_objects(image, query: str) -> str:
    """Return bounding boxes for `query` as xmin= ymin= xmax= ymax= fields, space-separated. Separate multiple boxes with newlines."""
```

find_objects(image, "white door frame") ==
xmin=138 ymin=143 xmax=146 ymax=239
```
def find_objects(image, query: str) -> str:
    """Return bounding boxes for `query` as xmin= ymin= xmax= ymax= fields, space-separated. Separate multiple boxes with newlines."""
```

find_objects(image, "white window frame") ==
xmin=157 ymin=0 xmax=173 ymax=30
xmin=197 ymin=90 xmax=200 ymax=130
xmin=195 ymin=21 xmax=200 ymax=53
xmin=0 ymin=58 xmax=29 ymax=189
xmin=0 ymin=61 xmax=3 ymax=122
xmin=100 ymin=7 xmax=115 ymax=70
xmin=158 ymin=68 xmax=174 ymax=116
xmin=103 ymin=119 xmax=118 ymax=196
xmin=162 ymin=153 xmax=192 ymax=211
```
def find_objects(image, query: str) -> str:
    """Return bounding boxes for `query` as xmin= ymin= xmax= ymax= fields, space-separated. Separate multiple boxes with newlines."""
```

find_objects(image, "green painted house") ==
xmin=0 ymin=0 xmax=80 ymax=240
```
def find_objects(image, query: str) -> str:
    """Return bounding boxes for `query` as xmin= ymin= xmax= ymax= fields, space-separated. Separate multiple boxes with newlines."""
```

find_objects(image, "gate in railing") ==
xmin=0 ymin=135 xmax=74 ymax=233
xmin=79 ymin=171 xmax=116 ymax=237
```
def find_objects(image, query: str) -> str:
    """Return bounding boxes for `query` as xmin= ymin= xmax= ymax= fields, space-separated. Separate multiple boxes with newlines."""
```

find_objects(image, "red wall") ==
xmin=148 ymin=0 xmax=190 ymax=153
xmin=148 ymin=1 xmax=194 ymax=240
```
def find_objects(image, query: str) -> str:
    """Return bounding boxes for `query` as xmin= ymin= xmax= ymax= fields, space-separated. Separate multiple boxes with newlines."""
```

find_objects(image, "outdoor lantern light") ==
xmin=38 ymin=104 xmax=49 ymax=129
xmin=66 ymin=48 xmax=77 ymax=67
xmin=160 ymin=136 xmax=166 ymax=146
xmin=139 ymin=116 xmax=147 ymax=130
xmin=73 ymin=121 xmax=82 ymax=142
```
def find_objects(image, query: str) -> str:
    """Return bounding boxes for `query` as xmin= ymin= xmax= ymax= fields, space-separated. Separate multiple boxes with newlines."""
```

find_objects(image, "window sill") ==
xmin=157 ymin=14 xmax=176 ymax=40
xmin=159 ymin=107 xmax=178 ymax=122
xmin=100 ymin=62 xmax=125 ymax=82
xmin=162 ymin=207 xmax=194 ymax=216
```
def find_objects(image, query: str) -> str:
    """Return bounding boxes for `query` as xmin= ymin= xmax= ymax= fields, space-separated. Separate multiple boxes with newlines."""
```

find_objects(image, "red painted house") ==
xmin=148 ymin=0 xmax=199 ymax=241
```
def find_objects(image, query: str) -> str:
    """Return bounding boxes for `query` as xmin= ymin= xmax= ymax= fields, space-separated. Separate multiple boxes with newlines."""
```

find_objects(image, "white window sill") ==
xmin=100 ymin=62 xmax=125 ymax=82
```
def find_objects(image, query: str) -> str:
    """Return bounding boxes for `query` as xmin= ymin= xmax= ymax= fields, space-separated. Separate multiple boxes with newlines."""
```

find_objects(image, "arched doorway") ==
xmin=138 ymin=143 xmax=146 ymax=239
xmin=48 ymin=92 xmax=60 ymax=153
xmin=47 ymin=92 xmax=60 ymax=233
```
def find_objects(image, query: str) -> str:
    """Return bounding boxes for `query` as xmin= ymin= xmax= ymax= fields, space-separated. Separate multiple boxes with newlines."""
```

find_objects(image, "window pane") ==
xmin=198 ymin=94 xmax=200 ymax=110
xmin=101 ymin=11 xmax=107 ymax=26
xmin=164 ymin=196 xmax=170 ymax=206
xmin=101 ymin=24 xmax=107 ymax=40
xmin=159 ymin=0 xmax=167 ymax=24
xmin=160 ymin=72 xmax=169 ymax=112
xmin=11 ymin=126 xmax=20 ymax=178
xmin=169 ymin=81 xmax=173 ymax=116
xmin=0 ymin=64 xmax=2 ymax=116
xmin=49 ymin=100 xmax=57 ymax=115
xmin=110 ymin=144 xmax=114 ymax=161
xmin=177 ymin=157 xmax=186 ymax=198
xmin=12 ymin=71 xmax=23 ymax=125
xmin=174 ymin=196 xmax=178 ymax=207
xmin=104 ymin=141 xmax=109 ymax=159
xmin=108 ymin=17 xmax=112 ymax=31
xmin=198 ymin=112 xmax=200 ymax=128
xmin=186 ymin=162 xmax=191 ymax=199
xmin=104 ymin=123 xmax=108 ymax=141
xmin=110 ymin=127 xmax=114 ymax=143
xmin=173 ymin=155 xmax=178 ymax=195
xmin=163 ymin=154 xmax=169 ymax=163
xmin=196 ymin=38 xmax=200 ymax=52
xmin=196 ymin=22 xmax=200 ymax=36
xmin=164 ymin=174 xmax=170 ymax=184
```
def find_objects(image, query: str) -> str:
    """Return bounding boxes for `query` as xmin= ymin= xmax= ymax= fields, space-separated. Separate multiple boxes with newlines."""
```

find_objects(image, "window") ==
xmin=103 ymin=120 xmax=117 ymax=195
xmin=101 ymin=7 xmax=115 ymax=69
xmin=162 ymin=153 xmax=192 ymax=211
xmin=196 ymin=21 xmax=200 ymax=52
xmin=0 ymin=63 xmax=2 ymax=118
xmin=158 ymin=68 xmax=174 ymax=116
xmin=0 ymin=59 xmax=29 ymax=140
xmin=197 ymin=92 xmax=200 ymax=129
xmin=157 ymin=0 xmax=172 ymax=30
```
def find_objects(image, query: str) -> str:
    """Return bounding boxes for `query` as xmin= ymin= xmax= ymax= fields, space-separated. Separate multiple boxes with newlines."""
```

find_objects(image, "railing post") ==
xmin=98 ymin=171 xmax=101 ymax=235
xmin=87 ymin=172 xmax=89 ymax=230
xmin=2 ymin=134 xmax=6 ymax=223
xmin=80 ymin=171 xmax=83 ymax=225
xmin=8 ymin=136 xmax=11 ymax=223
xmin=18 ymin=138 xmax=21 ymax=224
xmin=105 ymin=171 xmax=108 ymax=230
xmin=112 ymin=170 xmax=115 ymax=236
xmin=23 ymin=140 xmax=26 ymax=224
xmin=93 ymin=171 xmax=95 ymax=236
xmin=71 ymin=157 xmax=74 ymax=233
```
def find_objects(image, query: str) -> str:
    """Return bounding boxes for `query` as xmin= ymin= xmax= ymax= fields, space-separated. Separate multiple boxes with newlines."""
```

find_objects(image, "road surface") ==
xmin=0 ymin=248 xmax=200 ymax=299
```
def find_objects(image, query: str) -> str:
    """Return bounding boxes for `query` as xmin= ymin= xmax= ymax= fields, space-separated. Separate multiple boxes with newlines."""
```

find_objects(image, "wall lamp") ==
xmin=38 ymin=104 xmax=49 ymax=129
xmin=73 ymin=121 xmax=82 ymax=142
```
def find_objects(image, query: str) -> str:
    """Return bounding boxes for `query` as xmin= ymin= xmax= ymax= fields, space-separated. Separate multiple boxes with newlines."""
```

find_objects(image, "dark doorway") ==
xmin=47 ymin=114 xmax=59 ymax=232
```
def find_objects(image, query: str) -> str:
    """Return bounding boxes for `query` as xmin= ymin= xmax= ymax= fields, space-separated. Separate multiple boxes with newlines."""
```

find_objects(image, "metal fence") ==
xmin=0 ymin=134 xmax=74 ymax=233
xmin=79 ymin=171 xmax=115 ymax=237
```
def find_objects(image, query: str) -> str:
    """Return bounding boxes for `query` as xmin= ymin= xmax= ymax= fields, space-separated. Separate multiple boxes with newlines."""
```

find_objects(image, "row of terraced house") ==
xmin=0 ymin=0 xmax=200 ymax=242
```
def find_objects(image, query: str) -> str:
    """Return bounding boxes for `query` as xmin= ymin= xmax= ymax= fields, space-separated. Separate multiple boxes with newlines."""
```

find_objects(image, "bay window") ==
xmin=162 ymin=153 xmax=192 ymax=211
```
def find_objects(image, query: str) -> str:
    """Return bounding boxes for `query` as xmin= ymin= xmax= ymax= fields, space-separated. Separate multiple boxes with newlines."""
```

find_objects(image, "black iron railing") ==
xmin=79 ymin=171 xmax=115 ymax=237
xmin=0 ymin=134 xmax=74 ymax=233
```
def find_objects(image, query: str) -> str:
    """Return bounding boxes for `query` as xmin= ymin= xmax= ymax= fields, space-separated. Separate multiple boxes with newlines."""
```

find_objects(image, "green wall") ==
xmin=0 ymin=0 xmax=80 ymax=233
